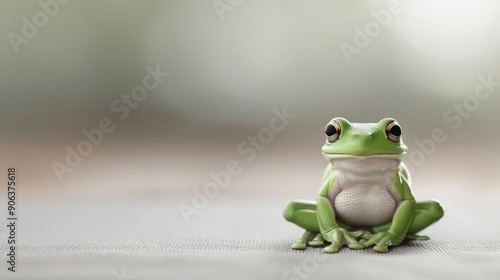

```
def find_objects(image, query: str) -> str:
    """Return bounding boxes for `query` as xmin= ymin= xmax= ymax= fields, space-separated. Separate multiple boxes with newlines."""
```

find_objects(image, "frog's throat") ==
xmin=322 ymin=153 xmax=404 ymax=160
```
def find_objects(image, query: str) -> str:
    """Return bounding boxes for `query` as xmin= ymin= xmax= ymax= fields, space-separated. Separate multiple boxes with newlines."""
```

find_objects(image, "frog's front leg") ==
xmin=283 ymin=200 xmax=325 ymax=249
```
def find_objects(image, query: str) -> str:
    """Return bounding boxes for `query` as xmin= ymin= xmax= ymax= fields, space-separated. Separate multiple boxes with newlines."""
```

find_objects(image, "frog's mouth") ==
xmin=323 ymin=153 xmax=403 ymax=160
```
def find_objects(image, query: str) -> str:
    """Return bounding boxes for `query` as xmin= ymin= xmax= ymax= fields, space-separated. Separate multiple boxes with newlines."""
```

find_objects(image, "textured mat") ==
xmin=1 ymin=239 xmax=500 ymax=280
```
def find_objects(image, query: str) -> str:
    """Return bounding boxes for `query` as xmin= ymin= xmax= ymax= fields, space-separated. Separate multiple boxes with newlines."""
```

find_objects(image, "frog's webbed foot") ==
xmin=349 ymin=230 xmax=365 ymax=238
xmin=348 ymin=230 xmax=375 ymax=243
xmin=363 ymin=231 xmax=403 ymax=253
xmin=291 ymin=231 xmax=325 ymax=249
xmin=291 ymin=241 xmax=307 ymax=250
xmin=322 ymin=228 xmax=365 ymax=253
xmin=308 ymin=233 xmax=324 ymax=247
xmin=291 ymin=231 xmax=313 ymax=250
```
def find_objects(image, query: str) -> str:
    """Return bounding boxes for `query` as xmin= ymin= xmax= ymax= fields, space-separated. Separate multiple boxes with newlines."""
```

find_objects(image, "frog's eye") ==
xmin=386 ymin=121 xmax=401 ymax=142
xmin=325 ymin=121 xmax=341 ymax=143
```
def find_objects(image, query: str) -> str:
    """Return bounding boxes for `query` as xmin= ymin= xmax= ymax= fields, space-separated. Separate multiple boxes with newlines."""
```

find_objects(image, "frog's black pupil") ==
xmin=325 ymin=124 xmax=337 ymax=136
xmin=390 ymin=125 xmax=401 ymax=136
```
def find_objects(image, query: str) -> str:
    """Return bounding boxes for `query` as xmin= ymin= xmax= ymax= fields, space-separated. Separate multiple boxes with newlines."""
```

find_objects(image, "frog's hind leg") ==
xmin=283 ymin=200 xmax=321 ymax=250
xmin=283 ymin=200 xmax=320 ymax=232
xmin=407 ymin=200 xmax=444 ymax=236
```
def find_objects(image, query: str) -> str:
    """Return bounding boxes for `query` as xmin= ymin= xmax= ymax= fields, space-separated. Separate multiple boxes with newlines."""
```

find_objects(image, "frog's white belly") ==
xmin=328 ymin=157 xmax=400 ymax=226
xmin=334 ymin=184 xmax=396 ymax=226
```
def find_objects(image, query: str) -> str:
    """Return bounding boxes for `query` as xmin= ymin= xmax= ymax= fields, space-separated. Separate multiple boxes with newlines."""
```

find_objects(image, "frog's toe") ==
xmin=323 ymin=243 xmax=341 ymax=254
xmin=291 ymin=230 xmax=313 ymax=250
xmin=361 ymin=232 xmax=377 ymax=239
xmin=406 ymin=234 xmax=430 ymax=241
xmin=308 ymin=234 xmax=324 ymax=247
xmin=348 ymin=241 xmax=365 ymax=250
xmin=308 ymin=240 xmax=323 ymax=247
xmin=291 ymin=241 xmax=307 ymax=250
xmin=373 ymin=244 xmax=389 ymax=253
xmin=350 ymin=230 xmax=366 ymax=238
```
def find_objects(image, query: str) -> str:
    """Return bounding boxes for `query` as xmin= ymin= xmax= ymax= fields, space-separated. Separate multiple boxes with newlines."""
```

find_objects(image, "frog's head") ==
xmin=321 ymin=117 xmax=407 ymax=161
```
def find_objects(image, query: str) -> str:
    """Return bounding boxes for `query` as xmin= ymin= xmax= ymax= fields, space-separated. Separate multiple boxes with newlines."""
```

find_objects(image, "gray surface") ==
xmin=2 ymin=239 xmax=500 ymax=280
xmin=1 ymin=187 xmax=500 ymax=280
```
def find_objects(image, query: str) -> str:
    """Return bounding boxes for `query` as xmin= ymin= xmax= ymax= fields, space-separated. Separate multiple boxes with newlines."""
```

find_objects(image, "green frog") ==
xmin=283 ymin=118 xmax=444 ymax=253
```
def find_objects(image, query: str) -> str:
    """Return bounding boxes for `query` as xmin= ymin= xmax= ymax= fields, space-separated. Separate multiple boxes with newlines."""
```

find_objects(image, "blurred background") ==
xmin=1 ymin=1 xmax=500 ymax=279
xmin=0 ymin=0 xmax=500 ymax=256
